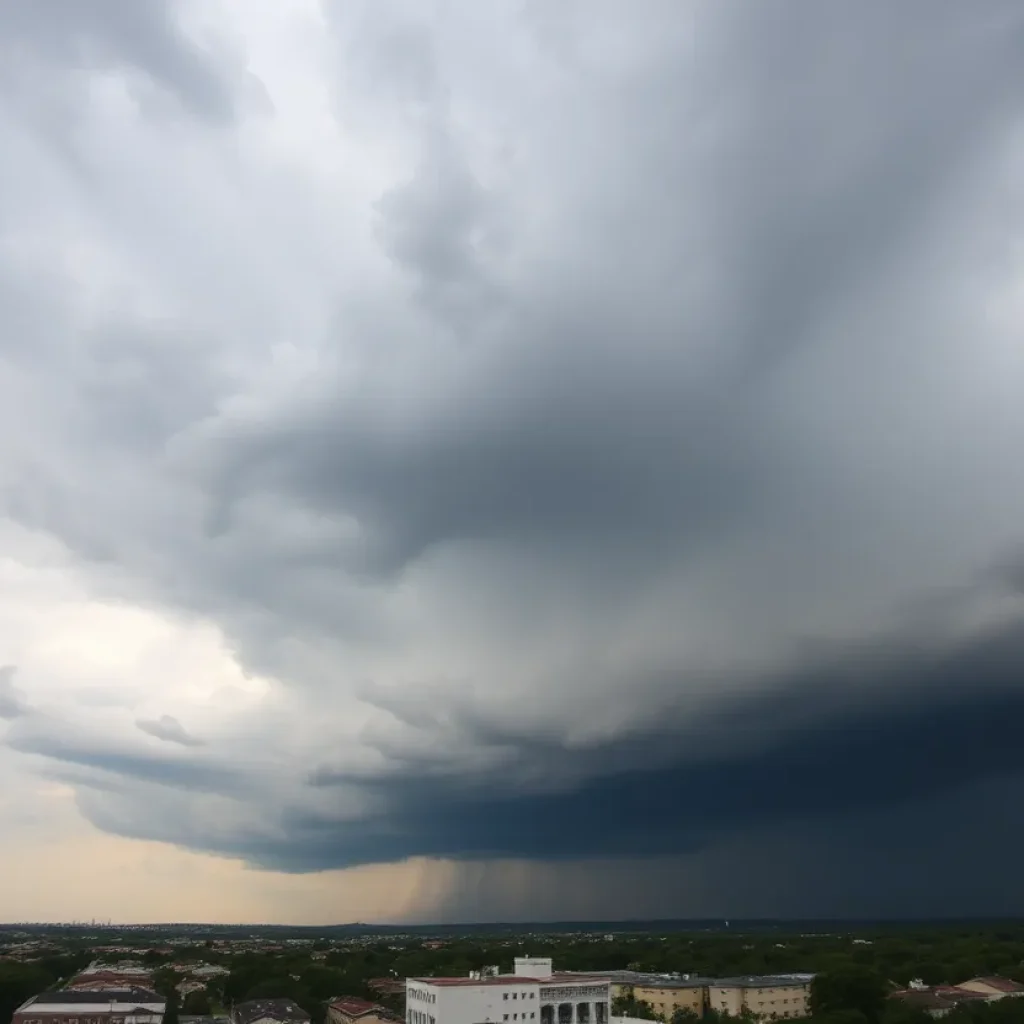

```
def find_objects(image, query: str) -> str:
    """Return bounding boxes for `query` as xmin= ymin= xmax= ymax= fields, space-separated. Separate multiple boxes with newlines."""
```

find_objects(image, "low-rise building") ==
xmin=193 ymin=967 xmax=230 ymax=980
xmin=327 ymin=997 xmax=402 ymax=1024
xmin=407 ymin=958 xmax=611 ymax=1024
xmin=13 ymin=989 xmax=166 ymax=1024
xmin=370 ymin=981 xmax=407 ymax=999
xmin=707 ymin=976 xmax=813 ymax=1020
xmin=890 ymin=987 xmax=989 ymax=1018
xmin=956 ymin=978 xmax=1024 ymax=1001
xmin=229 ymin=1000 xmax=311 ymax=1024
xmin=624 ymin=981 xmax=705 ymax=1020
xmin=66 ymin=965 xmax=155 ymax=993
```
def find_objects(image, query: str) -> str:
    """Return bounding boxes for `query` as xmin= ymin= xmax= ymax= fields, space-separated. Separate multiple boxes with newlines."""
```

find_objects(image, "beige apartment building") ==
xmin=707 ymin=977 xmax=812 ymax=1020
xmin=628 ymin=984 xmax=705 ymax=1020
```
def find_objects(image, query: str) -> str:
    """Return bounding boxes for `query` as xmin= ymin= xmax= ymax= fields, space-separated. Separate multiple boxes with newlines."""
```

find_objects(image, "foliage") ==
xmin=612 ymin=995 xmax=659 ymax=1020
xmin=811 ymin=967 xmax=888 ymax=1024
xmin=0 ymin=963 xmax=54 ymax=1024
xmin=165 ymin=990 xmax=181 ymax=1024
xmin=183 ymin=990 xmax=212 ymax=1015
xmin=671 ymin=1009 xmax=701 ymax=1024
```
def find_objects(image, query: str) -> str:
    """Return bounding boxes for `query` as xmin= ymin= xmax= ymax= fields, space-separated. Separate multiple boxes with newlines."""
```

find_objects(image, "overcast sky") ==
xmin=3 ymin=0 xmax=1024 ymax=925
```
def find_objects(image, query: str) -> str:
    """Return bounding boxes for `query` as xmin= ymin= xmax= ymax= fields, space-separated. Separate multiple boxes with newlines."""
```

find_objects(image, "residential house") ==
xmin=327 ymin=998 xmax=402 ymax=1024
xmin=890 ymin=987 xmax=989 ymax=1018
xmin=956 ymin=979 xmax=1024 ymax=1001
xmin=229 ymin=1000 xmax=311 ymax=1024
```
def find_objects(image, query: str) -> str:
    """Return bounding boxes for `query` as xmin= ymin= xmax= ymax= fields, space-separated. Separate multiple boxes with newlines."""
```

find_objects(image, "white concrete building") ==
xmin=407 ymin=959 xmax=610 ymax=1024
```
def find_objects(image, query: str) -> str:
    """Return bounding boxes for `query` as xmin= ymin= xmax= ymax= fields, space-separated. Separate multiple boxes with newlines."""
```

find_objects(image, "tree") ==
xmin=183 ymin=990 xmax=212 ymax=1016
xmin=671 ymin=1010 xmax=700 ymax=1024
xmin=611 ymin=996 xmax=658 ymax=1021
xmin=811 ymin=968 xmax=888 ymax=1024
xmin=165 ymin=991 xmax=181 ymax=1024
xmin=817 ymin=1011 xmax=870 ymax=1024
xmin=881 ymin=1000 xmax=934 ymax=1024
xmin=0 ymin=964 xmax=53 ymax=1024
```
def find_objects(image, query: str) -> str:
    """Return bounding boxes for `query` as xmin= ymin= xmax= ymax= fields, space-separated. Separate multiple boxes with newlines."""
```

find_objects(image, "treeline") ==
xmin=6 ymin=926 xmax=1024 ymax=1024
xmin=0 ymin=954 xmax=92 ymax=1024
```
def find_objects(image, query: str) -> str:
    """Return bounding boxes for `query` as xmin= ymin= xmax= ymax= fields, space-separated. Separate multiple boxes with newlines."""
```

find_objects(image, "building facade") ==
xmin=407 ymin=959 xmax=611 ymax=1024
xmin=706 ymin=977 xmax=813 ymax=1021
xmin=624 ymin=983 xmax=705 ymax=1020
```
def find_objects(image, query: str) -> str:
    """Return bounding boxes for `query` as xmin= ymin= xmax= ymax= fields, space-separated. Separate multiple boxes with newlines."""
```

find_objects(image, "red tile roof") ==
xmin=962 ymin=978 xmax=1024 ymax=994
xmin=330 ymin=999 xmax=382 ymax=1016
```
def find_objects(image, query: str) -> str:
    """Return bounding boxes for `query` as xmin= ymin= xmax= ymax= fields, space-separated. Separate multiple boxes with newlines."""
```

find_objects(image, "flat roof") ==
xmin=22 ymin=990 xmax=164 ymax=1006
xmin=710 ymin=977 xmax=812 ymax=989
xmin=411 ymin=975 xmax=610 ymax=989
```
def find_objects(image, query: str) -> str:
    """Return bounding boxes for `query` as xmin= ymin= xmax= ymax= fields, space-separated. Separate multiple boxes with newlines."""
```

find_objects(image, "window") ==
xmin=504 ymin=1016 xmax=509 ymax=1021
xmin=505 ymin=995 xmax=509 ymax=1001
xmin=514 ymin=995 xmax=518 ymax=1000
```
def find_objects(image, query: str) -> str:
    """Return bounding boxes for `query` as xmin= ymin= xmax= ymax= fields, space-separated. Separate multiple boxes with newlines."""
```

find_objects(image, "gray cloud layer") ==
xmin=3 ymin=0 xmax=1024 ymax=916
xmin=0 ymin=666 xmax=26 ymax=720
xmin=136 ymin=714 xmax=204 ymax=748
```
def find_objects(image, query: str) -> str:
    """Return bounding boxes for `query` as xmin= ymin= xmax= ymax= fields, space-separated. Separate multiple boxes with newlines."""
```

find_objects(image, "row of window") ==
xmin=503 ymin=1013 xmax=537 ymax=1020
xmin=409 ymin=991 xmax=436 ymax=1004
xmin=503 ymin=993 xmax=536 ymax=1001
xmin=21 ymin=1018 xmax=120 ymax=1023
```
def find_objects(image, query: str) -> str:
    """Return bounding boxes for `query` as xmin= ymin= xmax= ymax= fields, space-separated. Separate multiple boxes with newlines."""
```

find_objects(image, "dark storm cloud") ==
xmin=136 ymin=714 xmax=204 ymax=748
xmin=4 ymin=0 xmax=1024 ymax=918
xmin=50 ymin=598 xmax=1024 ymax=873
xmin=202 ymin=0 xmax=1024 ymax=580
xmin=271 ymin=608 xmax=1024 ymax=871
xmin=0 ymin=0 xmax=237 ymax=123
xmin=6 ymin=728 xmax=240 ymax=795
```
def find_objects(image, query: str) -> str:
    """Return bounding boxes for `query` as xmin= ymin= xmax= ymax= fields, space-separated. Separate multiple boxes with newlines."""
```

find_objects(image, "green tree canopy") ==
xmin=811 ymin=967 xmax=888 ymax=1024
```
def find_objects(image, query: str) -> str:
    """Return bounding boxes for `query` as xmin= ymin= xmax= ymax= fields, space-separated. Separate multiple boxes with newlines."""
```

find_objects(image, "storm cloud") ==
xmin=3 ymin=0 xmax=1024 ymax=919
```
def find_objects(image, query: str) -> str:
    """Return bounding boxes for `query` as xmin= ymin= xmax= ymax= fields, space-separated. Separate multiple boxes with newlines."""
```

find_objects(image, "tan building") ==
xmin=956 ymin=979 xmax=1024 ymax=1001
xmin=707 ymin=977 xmax=812 ymax=1020
xmin=628 ymin=984 xmax=704 ymax=1020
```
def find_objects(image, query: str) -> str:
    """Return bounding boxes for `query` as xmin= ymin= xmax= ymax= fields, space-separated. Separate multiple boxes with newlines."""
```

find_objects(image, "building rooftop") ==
xmin=23 ymin=989 xmax=163 ymax=1006
xmin=329 ymin=998 xmax=400 ymax=1017
xmin=233 ymin=999 xmax=311 ymax=1024
xmin=411 ymin=974 xmax=610 ymax=989
xmin=710 ymin=976 xmax=813 ymax=989
xmin=962 ymin=978 xmax=1024 ymax=994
